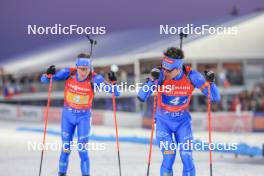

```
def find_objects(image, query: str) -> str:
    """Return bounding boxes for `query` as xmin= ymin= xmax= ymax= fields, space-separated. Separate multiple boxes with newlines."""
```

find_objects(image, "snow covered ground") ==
xmin=0 ymin=120 xmax=263 ymax=176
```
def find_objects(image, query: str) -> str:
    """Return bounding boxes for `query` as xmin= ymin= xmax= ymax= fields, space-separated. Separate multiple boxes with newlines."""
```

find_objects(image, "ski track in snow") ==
xmin=0 ymin=121 xmax=263 ymax=176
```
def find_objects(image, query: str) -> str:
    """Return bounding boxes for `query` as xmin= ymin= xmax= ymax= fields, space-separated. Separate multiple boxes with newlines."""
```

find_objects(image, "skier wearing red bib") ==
xmin=138 ymin=47 xmax=220 ymax=176
xmin=41 ymin=53 xmax=120 ymax=176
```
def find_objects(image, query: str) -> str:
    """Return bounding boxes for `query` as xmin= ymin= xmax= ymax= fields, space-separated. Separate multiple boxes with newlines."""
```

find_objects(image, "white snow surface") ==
xmin=0 ymin=121 xmax=263 ymax=176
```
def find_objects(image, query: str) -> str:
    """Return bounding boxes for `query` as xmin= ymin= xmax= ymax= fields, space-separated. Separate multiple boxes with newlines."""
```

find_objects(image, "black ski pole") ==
xmin=179 ymin=32 xmax=188 ymax=49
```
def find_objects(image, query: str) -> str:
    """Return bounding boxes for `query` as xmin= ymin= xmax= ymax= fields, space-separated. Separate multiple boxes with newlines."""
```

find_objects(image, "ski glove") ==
xmin=204 ymin=70 xmax=215 ymax=83
xmin=108 ymin=71 xmax=117 ymax=82
xmin=46 ymin=65 xmax=56 ymax=75
xmin=151 ymin=67 xmax=160 ymax=80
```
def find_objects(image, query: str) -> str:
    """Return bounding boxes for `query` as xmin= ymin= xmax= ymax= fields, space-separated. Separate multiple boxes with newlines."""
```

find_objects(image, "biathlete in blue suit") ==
xmin=40 ymin=53 xmax=120 ymax=176
xmin=137 ymin=47 xmax=221 ymax=176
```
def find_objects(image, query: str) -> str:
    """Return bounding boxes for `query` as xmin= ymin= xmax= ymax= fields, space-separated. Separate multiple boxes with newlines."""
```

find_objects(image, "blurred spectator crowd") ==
xmin=0 ymin=74 xmax=41 ymax=98
xmin=229 ymin=83 xmax=264 ymax=112
xmin=1 ymin=72 xmax=263 ymax=112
